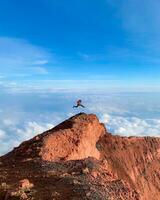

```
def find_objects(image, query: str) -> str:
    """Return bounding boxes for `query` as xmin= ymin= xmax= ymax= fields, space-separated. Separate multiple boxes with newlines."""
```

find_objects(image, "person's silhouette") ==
xmin=73 ymin=99 xmax=85 ymax=108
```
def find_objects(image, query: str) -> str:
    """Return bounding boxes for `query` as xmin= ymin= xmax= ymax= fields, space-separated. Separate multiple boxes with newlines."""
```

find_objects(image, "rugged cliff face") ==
xmin=0 ymin=113 xmax=160 ymax=200
xmin=101 ymin=134 xmax=160 ymax=200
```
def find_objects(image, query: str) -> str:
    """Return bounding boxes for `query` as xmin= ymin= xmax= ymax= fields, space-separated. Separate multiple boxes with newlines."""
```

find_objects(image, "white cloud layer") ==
xmin=16 ymin=121 xmax=53 ymax=141
xmin=101 ymin=114 xmax=160 ymax=137
xmin=0 ymin=121 xmax=54 ymax=156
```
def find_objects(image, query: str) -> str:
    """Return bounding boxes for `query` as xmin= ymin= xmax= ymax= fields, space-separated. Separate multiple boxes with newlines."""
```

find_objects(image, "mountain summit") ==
xmin=0 ymin=113 xmax=160 ymax=200
xmin=2 ymin=113 xmax=105 ymax=163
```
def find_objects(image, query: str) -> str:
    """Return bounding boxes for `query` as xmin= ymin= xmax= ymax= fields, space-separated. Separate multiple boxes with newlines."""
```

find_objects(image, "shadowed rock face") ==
xmin=0 ymin=113 xmax=160 ymax=200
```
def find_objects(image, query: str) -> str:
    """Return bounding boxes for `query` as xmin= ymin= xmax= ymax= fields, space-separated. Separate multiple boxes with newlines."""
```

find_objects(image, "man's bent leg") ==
xmin=80 ymin=104 xmax=85 ymax=108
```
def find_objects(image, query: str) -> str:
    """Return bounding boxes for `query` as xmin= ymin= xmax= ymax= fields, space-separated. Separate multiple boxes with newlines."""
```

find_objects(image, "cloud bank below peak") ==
xmin=101 ymin=114 xmax=160 ymax=137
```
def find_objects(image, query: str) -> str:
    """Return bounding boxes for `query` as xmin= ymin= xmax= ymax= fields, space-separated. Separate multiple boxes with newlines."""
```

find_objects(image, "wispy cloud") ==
xmin=105 ymin=0 xmax=160 ymax=66
xmin=32 ymin=60 xmax=49 ymax=65
xmin=1 ymin=79 xmax=160 ymax=94
xmin=0 ymin=75 xmax=5 ymax=79
xmin=0 ymin=37 xmax=54 ymax=76
xmin=32 ymin=67 xmax=49 ymax=75
xmin=0 ymin=79 xmax=139 ymax=94
xmin=0 ymin=129 xmax=6 ymax=139
xmin=107 ymin=0 xmax=160 ymax=36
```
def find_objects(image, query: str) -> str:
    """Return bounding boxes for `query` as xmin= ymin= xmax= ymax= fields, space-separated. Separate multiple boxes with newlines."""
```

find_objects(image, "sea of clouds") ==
xmin=0 ymin=92 xmax=160 ymax=155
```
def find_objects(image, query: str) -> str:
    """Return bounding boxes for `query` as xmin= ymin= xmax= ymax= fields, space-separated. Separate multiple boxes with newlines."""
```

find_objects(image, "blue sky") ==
xmin=0 ymin=0 xmax=160 ymax=91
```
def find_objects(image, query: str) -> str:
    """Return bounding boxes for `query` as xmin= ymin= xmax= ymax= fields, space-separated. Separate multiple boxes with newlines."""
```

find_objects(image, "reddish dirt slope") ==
xmin=99 ymin=133 xmax=160 ymax=200
xmin=0 ymin=113 xmax=160 ymax=200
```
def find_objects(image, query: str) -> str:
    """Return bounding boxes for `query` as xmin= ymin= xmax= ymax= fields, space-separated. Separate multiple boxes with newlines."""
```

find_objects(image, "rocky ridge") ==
xmin=0 ymin=113 xmax=160 ymax=200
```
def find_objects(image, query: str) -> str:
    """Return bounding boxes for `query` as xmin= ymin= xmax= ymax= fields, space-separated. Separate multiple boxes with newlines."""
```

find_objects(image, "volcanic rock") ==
xmin=0 ymin=113 xmax=160 ymax=200
xmin=19 ymin=179 xmax=34 ymax=189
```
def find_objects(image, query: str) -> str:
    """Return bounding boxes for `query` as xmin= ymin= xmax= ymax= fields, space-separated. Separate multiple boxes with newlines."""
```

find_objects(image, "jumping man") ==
xmin=73 ymin=99 xmax=85 ymax=108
